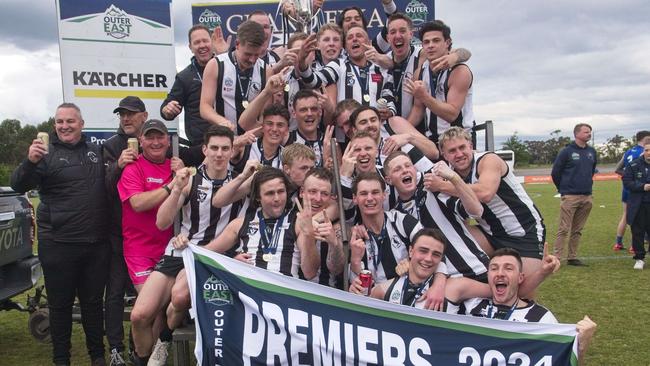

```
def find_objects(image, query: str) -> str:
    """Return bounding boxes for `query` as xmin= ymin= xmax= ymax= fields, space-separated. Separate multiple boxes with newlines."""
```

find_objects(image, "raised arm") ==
xmin=199 ymin=58 xmax=236 ymax=130
xmin=212 ymin=160 xmax=258 ymax=208
xmin=156 ymin=168 xmax=192 ymax=230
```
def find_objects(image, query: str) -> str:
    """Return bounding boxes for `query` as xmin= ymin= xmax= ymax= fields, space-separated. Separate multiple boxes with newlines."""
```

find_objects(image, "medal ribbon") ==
xmin=258 ymin=210 xmax=287 ymax=255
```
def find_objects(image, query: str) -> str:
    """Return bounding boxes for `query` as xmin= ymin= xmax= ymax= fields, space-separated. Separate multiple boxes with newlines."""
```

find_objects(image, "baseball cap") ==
xmin=113 ymin=96 xmax=146 ymax=113
xmin=141 ymin=119 xmax=168 ymax=135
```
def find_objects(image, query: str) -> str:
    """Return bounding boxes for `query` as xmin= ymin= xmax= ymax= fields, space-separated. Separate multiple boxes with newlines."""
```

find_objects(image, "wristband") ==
xmin=162 ymin=185 xmax=171 ymax=195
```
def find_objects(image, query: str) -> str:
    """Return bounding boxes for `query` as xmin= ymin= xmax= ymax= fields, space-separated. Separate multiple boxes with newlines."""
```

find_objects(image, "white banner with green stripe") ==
xmin=183 ymin=244 xmax=578 ymax=365
xmin=56 ymin=0 xmax=177 ymax=143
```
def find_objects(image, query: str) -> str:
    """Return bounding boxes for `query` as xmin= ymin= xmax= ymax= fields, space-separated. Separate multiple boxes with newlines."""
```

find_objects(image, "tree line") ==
xmin=0 ymin=118 xmax=54 ymax=186
xmin=502 ymin=130 xmax=634 ymax=167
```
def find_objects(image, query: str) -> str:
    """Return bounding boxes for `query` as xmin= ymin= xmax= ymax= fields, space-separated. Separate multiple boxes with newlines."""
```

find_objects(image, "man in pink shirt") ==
xmin=118 ymin=119 xmax=176 ymax=289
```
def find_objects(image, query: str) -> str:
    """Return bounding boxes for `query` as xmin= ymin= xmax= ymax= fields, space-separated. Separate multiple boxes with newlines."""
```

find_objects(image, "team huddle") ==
xmin=11 ymin=1 xmax=597 ymax=365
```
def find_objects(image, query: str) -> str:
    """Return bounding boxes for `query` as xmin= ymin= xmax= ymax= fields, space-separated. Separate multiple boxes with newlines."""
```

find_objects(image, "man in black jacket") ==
xmin=623 ymin=143 xmax=650 ymax=270
xmin=102 ymin=96 xmax=147 ymax=365
xmin=160 ymin=24 xmax=212 ymax=147
xmin=11 ymin=103 xmax=109 ymax=366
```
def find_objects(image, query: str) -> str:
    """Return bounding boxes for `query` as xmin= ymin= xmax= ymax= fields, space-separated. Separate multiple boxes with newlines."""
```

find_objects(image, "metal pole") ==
xmin=172 ymin=134 xmax=180 ymax=236
xmin=330 ymin=138 xmax=350 ymax=291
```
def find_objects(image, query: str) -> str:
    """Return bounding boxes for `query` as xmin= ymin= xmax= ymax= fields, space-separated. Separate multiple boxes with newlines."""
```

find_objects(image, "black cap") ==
xmin=113 ymin=96 xmax=146 ymax=113
xmin=141 ymin=119 xmax=168 ymax=135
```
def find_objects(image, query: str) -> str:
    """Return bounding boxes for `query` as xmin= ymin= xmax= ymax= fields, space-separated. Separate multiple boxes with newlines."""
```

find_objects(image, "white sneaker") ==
xmin=147 ymin=339 xmax=171 ymax=366
xmin=634 ymin=260 xmax=645 ymax=270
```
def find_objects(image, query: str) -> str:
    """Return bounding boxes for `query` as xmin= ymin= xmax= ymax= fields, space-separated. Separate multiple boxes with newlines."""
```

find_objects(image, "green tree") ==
xmin=501 ymin=132 xmax=530 ymax=167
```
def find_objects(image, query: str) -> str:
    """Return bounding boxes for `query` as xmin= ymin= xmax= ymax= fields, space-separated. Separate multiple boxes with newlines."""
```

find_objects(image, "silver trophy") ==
xmin=291 ymin=0 xmax=313 ymax=34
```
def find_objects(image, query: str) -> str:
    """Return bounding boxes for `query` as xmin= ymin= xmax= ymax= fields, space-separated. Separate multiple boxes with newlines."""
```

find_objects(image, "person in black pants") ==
xmin=11 ymin=103 xmax=110 ymax=366
xmin=623 ymin=142 xmax=650 ymax=270
xmin=103 ymin=96 xmax=147 ymax=365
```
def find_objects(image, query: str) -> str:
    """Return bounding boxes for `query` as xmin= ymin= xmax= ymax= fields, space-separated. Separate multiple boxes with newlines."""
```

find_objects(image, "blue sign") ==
xmin=191 ymin=0 xmax=435 ymax=46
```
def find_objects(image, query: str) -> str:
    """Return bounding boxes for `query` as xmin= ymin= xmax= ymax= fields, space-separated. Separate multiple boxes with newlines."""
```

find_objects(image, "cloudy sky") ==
xmin=1 ymin=0 xmax=648 ymax=145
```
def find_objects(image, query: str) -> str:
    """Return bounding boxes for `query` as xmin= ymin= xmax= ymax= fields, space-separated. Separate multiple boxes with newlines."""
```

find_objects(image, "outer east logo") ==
xmin=202 ymin=275 xmax=233 ymax=306
xmin=405 ymin=0 xmax=429 ymax=26
xmin=198 ymin=9 xmax=222 ymax=31
xmin=103 ymin=5 xmax=132 ymax=40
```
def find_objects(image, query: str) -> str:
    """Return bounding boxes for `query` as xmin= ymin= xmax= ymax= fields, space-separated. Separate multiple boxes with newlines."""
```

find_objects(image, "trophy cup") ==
xmin=291 ymin=0 xmax=313 ymax=34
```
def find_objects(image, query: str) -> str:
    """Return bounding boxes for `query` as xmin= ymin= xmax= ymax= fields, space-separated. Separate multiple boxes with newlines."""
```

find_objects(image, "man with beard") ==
xmin=429 ymin=127 xmax=548 ymax=296
xmin=102 ymin=96 xmax=147 ymax=365
xmin=176 ymin=167 xmax=320 ymax=279
xmin=446 ymin=248 xmax=596 ymax=362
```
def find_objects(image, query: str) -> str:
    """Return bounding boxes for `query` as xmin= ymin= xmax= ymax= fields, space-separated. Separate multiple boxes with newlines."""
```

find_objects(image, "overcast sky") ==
xmin=1 ymin=0 xmax=648 ymax=145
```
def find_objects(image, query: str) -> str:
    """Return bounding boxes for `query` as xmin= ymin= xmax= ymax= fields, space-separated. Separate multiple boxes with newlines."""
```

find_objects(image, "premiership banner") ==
xmin=183 ymin=245 xmax=579 ymax=366
xmin=191 ymin=0 xmax=434 ymax=48
xmin=56 ymin=0 xmax=177 ymax=143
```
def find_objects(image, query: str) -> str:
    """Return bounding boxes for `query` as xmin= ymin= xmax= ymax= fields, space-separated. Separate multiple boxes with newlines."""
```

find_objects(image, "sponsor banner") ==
xmin=56 ymin=0 xmax=177 ymax=143
xmin=191 ymin=0 xmax=434 ymax=48
xmin=183 ymin=245 xmax=579 ymax=366
xmin=523 ymin=173 xmax=619 ymax=184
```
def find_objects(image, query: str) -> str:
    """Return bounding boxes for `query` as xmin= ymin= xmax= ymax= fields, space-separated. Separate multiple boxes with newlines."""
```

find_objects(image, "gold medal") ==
xmin=242 ymin=101 xmax=249 ymax=109
xmin=284 ymin=84 xmax=290 ymax=92
xmin=363 ymin=94 xmax=370 ymax=102
xmin=263 ymin=253 xmax=273 ymax=262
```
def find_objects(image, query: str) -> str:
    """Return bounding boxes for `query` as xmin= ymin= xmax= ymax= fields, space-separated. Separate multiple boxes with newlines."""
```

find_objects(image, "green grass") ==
xmin=1 ymin=181 xmax=648 ymax=365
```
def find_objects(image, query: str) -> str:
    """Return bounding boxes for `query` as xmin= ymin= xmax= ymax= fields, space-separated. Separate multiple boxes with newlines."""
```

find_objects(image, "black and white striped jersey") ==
xmin=447 ymin=298 xmax=558 ymax=323
xmin=380 ymin=122 xmax=434 ymax=173
xmin=286 ymin=129 xmax=325 ymax=166
xmin=260 ymin=49 xmax=281 ymax=66
xmin=351 ymin=210 xmax=423 ymax=284
xmin=417 ymin=62 xmax=474 ymax=142
xmin=386 ymin=45 xmax=422 ymax=118
xmin=299 ymin=59 xmax=397 ymax=114
xmin=214 ymin=51 xmax=267 ymax=135
xmin=232 ymin=139 xmax=283 ymax=174
xmin=463 ymin=152 xmax=546 ymax=252
xmin=391 ymin=175 xmax=489 ymax=280
xmin=236 ymin=206 xmax=301 ymax=277
xmin=163 ymin=165 xmax=244 ymax=257
xmin=384 ymin=274 xmax=435 ymax=309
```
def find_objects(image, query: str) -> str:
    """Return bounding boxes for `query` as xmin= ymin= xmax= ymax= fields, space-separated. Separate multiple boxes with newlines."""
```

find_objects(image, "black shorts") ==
xmin=153 ymin=255 xmax=184 ymax=278
xmin=481 ymin=228 xmax=544 ymax=260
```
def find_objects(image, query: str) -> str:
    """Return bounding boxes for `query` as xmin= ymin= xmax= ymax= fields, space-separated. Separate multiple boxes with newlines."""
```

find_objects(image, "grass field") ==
xmin=1 ymin=180 xmax=649 ymax=365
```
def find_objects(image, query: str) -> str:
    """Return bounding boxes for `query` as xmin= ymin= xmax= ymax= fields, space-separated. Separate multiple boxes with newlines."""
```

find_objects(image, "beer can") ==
xmin=37 ymin=132 xmax=49 ymax=153
xmin=376 ymin=98 xmax=388 ymax=110
xmin=127 ymin=138 xmax=139 ymax=152
xmin=359 ymin=270 xmax=373 ymax=296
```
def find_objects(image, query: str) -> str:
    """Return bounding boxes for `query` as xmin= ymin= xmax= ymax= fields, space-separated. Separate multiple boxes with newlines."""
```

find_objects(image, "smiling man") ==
xmin=188 ymin=167 xmax=320 ymax=280
xmin=406 ymin=20 xmax=474 ymax=143
xmin=369 ymin=228 xmax=446 ymax=307
xmin=200 ymin=20 xmax=271 ymax=134
xmin=161 ymin=25 xmax=213 ymax=148
xmin=286 ymin=90 xmax=326 ymax=166
xmin=11 ymin=103 xmax=110 ymax=366
xmin=429 ymin=127 xmax=548 ymax=298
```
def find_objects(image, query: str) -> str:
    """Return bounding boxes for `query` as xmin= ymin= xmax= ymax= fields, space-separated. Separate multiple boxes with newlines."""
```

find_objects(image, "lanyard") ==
xmin=397 ymin=190 xmax=424 ymax=221
xmin=191 ymin=57 xmax=203 ymax=82
xmin=258 ymin=139 xmax=281 ymax=168
xmin=366 ymin=217 xmax=388 ymax=270
xmin=351 ymin=62 xmax=370 ymax=99
xmin=487 ymin=300 xmax=518 ymax=320
xmin=257 ymin=210 xmax=286 ymax=255
xmin=392 ymin=46 xmax=413 ymax=101
xmin=297 ymin=130 xmax=323 ymax=166
xmin=232 ymin=51 xmax=252 ymax=101
xmin=401 ymin=274 xmax=433 ymax=307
